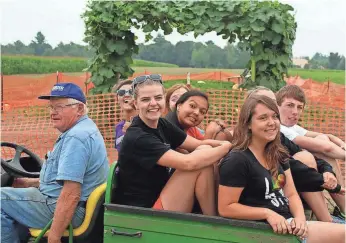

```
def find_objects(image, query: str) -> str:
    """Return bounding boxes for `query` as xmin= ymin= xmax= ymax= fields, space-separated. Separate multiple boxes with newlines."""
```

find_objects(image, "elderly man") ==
xmin=1 ymin=83 xmax=109 ymax=243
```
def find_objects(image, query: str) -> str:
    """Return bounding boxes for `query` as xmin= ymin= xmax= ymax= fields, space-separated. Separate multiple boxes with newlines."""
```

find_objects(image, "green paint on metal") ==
xmin=105 ymin=161 xmax=118 ymax=204
xmin=104 ymin=210 xmax=299 ymax=243
xmin=34 ymin=219 xmax=53 ymax=243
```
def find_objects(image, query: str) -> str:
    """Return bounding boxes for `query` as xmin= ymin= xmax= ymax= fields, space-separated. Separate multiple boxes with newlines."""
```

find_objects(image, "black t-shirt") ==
xmin=219 ymin=149 xmax=292 ymax=219
xmin=166 ymin=111 xmax=184 ymax=130
xmin=113 ymin=116 xmax=187 ymax=207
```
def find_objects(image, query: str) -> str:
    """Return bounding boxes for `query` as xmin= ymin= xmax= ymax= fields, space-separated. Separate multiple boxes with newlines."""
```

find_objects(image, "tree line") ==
xmin=301 ymin=53 xmax=345 ymax=70
xmin=1 ymin=31 xmax=344 ymax=70
xmin=133 ymin=35 xmax=251 ymax=69
xmin=1 ymin=32 xmax=93 ymax=57
xmin=1 ymin=32 xmax=251 ymax=69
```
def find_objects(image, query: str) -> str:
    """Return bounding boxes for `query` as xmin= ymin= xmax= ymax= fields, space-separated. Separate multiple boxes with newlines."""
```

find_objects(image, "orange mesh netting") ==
xmin=1 ymin=89 xmax=344 ymax=176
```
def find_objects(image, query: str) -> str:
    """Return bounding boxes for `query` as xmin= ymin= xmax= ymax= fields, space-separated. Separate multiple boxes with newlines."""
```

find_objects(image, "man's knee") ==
xmin=1 ymin=187 xmax=16 ymax=200
xmin=293 ymin=151 xmax=317 ymax=169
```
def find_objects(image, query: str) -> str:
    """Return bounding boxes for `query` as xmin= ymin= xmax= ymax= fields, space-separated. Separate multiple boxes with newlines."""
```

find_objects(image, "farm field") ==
xmin=2 ymin=54 xmax=344 ymax=85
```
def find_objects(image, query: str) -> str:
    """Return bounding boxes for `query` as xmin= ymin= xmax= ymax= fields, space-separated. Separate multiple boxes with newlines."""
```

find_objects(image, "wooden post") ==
xmin=1 ymin=73 xmax=3 ymax=111
xmin=56 ymin=71 xmax=59 ymax=84
xmin=85 ymin=72 xmax=88 ymax=95
xmin=251 ymin=58 xmax=256 ymax=82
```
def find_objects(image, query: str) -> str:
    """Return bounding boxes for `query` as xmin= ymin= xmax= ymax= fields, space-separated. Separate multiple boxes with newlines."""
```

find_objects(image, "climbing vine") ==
xmin=82 ymin=1 xmax=296 ymax=93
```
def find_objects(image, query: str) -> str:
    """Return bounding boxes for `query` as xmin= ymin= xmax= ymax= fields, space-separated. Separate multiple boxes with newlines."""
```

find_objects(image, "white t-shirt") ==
xmin=280 ymin=124 xmax=308 ymax=141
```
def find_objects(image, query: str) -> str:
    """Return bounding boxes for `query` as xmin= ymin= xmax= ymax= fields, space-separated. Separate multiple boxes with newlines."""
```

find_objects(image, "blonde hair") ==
xmin=165 ymin=84 xmax=190 ymax=112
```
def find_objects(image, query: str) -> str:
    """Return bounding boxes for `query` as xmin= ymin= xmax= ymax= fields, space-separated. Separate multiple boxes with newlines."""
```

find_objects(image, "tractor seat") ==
xmin=29 ymin=183 xmax=106 ymax=242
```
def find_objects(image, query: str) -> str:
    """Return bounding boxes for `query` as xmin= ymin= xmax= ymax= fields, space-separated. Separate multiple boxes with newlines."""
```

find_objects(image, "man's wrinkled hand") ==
xmin=47 ymin=233 xmax=62 ymax=243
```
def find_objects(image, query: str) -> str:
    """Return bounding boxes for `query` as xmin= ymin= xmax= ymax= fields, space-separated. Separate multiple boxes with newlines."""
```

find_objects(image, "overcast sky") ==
xmin=0 ymin=0 xmax=345 ymax=58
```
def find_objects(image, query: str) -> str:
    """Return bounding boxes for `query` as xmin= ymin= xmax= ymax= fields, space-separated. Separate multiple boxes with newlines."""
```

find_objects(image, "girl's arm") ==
xmin=218 ymin=185 xmax=271 ymax=220
xmin=157 ymin=142 xmax=232 ymax=171
xmin=218 ymin=185 xmax=292 ymax=234
xmin=283 ymin=168 xmax=306 ymax=220
xmin=178 ymin=134 xmax=228 ymax=152
xmin=283 ymin=168 xmax=308 ymax=237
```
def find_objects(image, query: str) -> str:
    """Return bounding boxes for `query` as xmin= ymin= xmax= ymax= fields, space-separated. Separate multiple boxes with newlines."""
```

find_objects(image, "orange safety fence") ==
xmin=1 ymin=90 xmax=345 ymax=178
xmin=286 ymin=76 xmax=345 ymax=107
xmin=2 ymin=71 xmax=345 ymax=109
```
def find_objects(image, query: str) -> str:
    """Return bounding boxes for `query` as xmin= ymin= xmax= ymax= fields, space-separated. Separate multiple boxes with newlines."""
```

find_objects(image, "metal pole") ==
xmin=56 ymin=71 xmax=59 ymax=84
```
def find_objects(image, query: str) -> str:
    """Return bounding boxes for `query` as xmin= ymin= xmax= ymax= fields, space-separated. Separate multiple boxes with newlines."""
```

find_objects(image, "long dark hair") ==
xmin=232 ymin=95 xmax=289 ymax=176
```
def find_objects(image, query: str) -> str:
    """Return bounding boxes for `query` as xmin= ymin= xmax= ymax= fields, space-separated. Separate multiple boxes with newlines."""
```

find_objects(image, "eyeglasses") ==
xmin=132 ymin=74 xmax=163 ymax=91
xmin=47 ymin=103 xmax=79 ymax=113
xmin=117 ymin=89 xmax=133 ymax=97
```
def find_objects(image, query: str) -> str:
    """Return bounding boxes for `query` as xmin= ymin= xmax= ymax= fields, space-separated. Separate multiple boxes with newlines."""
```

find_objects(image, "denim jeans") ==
xmin=1 ymin=187 xmax=85 ymax=243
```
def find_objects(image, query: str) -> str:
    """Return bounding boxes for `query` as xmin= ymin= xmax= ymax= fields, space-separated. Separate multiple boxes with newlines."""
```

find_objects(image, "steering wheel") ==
xmin=1 ymin=142 xmax=43 ymax=178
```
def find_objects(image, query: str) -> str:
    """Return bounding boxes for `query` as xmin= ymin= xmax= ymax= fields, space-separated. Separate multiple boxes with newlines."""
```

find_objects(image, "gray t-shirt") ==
xmin=39 ymin=115 xmax=109 ymax=201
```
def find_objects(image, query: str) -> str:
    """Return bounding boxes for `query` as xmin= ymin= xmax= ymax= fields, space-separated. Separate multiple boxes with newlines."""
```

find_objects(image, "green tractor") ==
xmin=1 ymin=142 xmax=299 ymax=243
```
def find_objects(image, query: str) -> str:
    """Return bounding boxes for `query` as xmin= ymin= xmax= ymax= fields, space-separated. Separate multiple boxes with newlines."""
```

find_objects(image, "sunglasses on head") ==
xmin=117 ymin=89 xmax=133 ymax=96
xmin=132 ymin=74 xmax=163 ymax=90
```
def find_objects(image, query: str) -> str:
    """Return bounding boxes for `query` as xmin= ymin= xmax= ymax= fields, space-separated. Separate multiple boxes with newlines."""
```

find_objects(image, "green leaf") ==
xmin=143 ymin=24 xmax=154 ymax=33
xmin=99 ymin=67 xmax=114 ymax=79
xmin=162 ymin=22 xmax=173 ymax=35
xmin=257 ymin=62 xmax=268 ymax=72
xmin=226 ymin=23 xmax=238 ymax=32
xmin=271 ymin=34 xmax=282 ymax=45
xmin=272 ymin=21 xmax=284 ymax=33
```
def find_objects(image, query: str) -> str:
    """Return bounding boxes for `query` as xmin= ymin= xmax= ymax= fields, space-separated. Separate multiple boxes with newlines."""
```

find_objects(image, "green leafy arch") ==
xmin=83 ymin=1 xmax=296 ymax=93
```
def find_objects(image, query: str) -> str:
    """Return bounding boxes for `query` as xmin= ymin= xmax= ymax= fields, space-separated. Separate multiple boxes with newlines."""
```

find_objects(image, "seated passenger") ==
xmin=218 ymin=95 xmax=345 ymax=243
xmin=113 ymin=75 xmax=232 ymax=216
xmin=247 ymin=86 xmax=345 ymax=223
xmin=165 ymin=84 xmax=206 ymax=135
xmin=165 ymin=84 xmax=190 ymax=113
xmin=165 ymin=90 xmax=232 ymax=141
xmin=112 ymin=79 xmax=137 ymax=152
xmin=1 ymin=83 xmax=109 ymax=243
xmin=276 ymin=85 xmax=345 ymax=162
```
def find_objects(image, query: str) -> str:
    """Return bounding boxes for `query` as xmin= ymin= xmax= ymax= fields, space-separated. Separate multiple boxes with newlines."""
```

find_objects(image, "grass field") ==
xmin=163 ymin=80 xmax=235 ymax=90
xmin=288 ymin=69 xmax=345 ymax=85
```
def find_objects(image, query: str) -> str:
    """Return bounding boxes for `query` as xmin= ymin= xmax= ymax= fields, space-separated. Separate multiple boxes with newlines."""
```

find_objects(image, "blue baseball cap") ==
xmin=38 ymin=83 xmax=86 ymax=104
